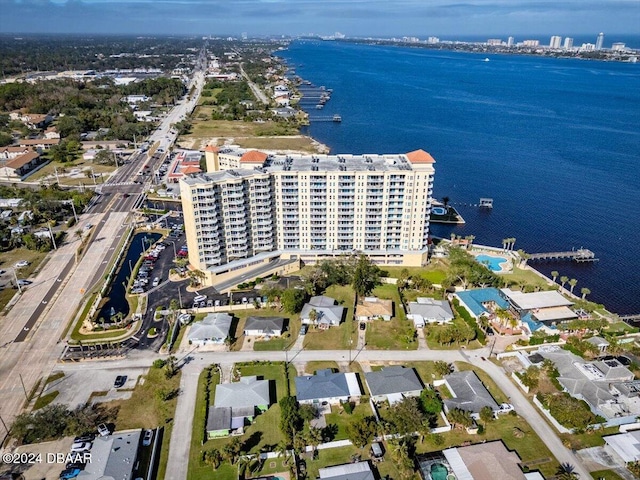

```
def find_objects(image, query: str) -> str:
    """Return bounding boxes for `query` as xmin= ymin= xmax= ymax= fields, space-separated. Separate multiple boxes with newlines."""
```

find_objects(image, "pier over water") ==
xmin=529 ymin=248 xmax=597 ymax=263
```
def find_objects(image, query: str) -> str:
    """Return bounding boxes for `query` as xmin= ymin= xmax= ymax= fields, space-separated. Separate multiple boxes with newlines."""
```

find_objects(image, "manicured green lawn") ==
xmin=305 ymin=361 xmax=340 ymax=374
xmin=590 ymin=470 xmax=627 ymax=480
xmin=504 ymin=265 xmax=554 ymax=291
xmin=304 ymin=285 xmax=357 ymax=350
xmin=380 ymin=266 xmax=447 ymax=284
xmin=324 ymin=402 xmax=374 ymax=441
xmin=559 ymin=426 xmax=619 ymax=450
xmin=605 ymin=321 xmax=638 ymax=334
xmin=226 ymin=307 xmax=298 ymax=351
xmin=188 ymin=366 xmax=219 ymax=480
xmin=366 ymin=317 xmax=418 ymax=350
xmin=33 ymin=390 xmax=59 ymax=410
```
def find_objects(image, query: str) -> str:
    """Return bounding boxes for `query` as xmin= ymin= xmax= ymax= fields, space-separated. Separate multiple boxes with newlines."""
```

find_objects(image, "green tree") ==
xmin=278 ymin=396 xmax=301 ymax=444
xmin=345 ymin=416 xmax=377 ymax=448
xmin=479 ymin=405 xmax=494 ymax=425
xmin=560 ymin=276 xmax=569 ymax=290
xmin=434 ymin=361 xmax=452 ymax=378
xmin=221 ymin=437 xmax=243 ymax=464
xmin=351 ymin=254 xmax=381 ymax=298
xmin=568 ymin=278 xmax=578 ymax=294
xmin=385 ymin=397 xmax=427 ymax=436
xmin=580 ymin=287 xmax=591 ymax=300
xmin=203 ymin=448 xmax=222 ymax=469
xmin=281 ymin=288 xmax=307 ymax=314
xmin=519 ymin=366 xmax=540 ymax=389
xmin=447 ymin=408 xmax=473 ymax=429
xmin=419 ymin=388 xmax=443 ymax=415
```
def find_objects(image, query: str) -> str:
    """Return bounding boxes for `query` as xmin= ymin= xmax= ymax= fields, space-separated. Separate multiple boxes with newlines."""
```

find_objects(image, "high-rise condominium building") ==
xmin=507 ymin=37 xmax=515 ymax=47
xmin=563 ymin=37 xmax=574 ymax=50
xmin=180 ymin=147 xmax=436 ymax=287
xmin=596 ymin=32 xmax=604 ymax=50
xmin=549 ymin=36 xmax=562 ymax=49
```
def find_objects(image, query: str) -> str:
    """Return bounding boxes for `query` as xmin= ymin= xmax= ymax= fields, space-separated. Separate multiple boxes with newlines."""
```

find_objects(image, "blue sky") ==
xmin=1 ymin=0 xmax=639 ymax=38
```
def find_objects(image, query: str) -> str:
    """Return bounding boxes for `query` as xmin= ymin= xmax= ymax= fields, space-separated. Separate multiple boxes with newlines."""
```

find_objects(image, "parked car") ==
xmin=214 ymin=300 xmax=221 ymax=307
xmin=142 ymin=429 xmax=153 ymax=447
xmin=15 ymin=260 xmax=29 ymax=268
xmin=152 ymin=277 xmax=160 ymax=287
xmin=17 ymin=279 xmax=32 ymax=286
xmin=97 ymin=423 xmax=110 ymax=437
xmin=206 ymin=299 xmax=213 ymax=307
xmin=70 ymin=442 xmax=91 ymax=453
xmin=59 ymin=467 xmax=81 ymax=479
xmin=359 ymin=322 xmax=366 ymax=331
xmin=74 ymin=434 xmax=95 ymax=443
xmin=496 ymin=403 xmax=514 ymax=414
xmin=131 ymin=288 xmax=144 ymax=294
xmin=193 ymin=294 xmax=207 ymax=303
xmin=300 ymin=324 xmax=308 ymax=335
xmin=114 ymin=375 xmax=127 ymax=388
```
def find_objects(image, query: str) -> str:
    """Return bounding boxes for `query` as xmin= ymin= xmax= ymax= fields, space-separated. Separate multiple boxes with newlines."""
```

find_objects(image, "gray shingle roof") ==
xmin=301 ymin=296 xmax=345 ymax=325
xmin=364 ymin=366 xmax=423 ymax=397
xmin=295 ymin=369 xmax=361 ymax=402
xmin=319 ymin=462 xmax=375 ymax=480
xmin=214 ymin=376 xmax=271 ymax=409
xmin=207 ymin=406 xmax=231 ymax=432
xmin=244 ymin=316 xmax=285 ymax=335
xmin=443 ymin=371 xmax=498 ymax=414
xmin=408 ymin=298 xmax=454 ymax=322
xmin=188 ymin=312 xmax=232 ymax=342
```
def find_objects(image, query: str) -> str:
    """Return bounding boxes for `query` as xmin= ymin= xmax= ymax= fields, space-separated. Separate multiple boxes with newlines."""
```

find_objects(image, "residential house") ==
xmin=455 ymin=288 xmax=511 ymax=322
xmin=187 ymin=312 xmax=232 ymax=346
xmin=441 ymin=371 xmax=498 ymax=417
xmin=295 ymin=369 xmax=361 ymax=405
xmin=318 ymin=462 xmax=375 ymax=480
xmin=207 ymin=376 xmax=271 ymax=438
xmin=586 ymin=336 xmax=609 ymax=353
xmin=301 ymin=296 xmax=345 ymax=330
xmin=16 ymin=138 xmax=60 ymax=151
xmin=0 ymin=146 xmax=30 ymax=160
xmin=407 ymin=297 xmax=454 ymax=327
xmin=537 ymin=348 xmax=638 ymax=424
xmin=10 ymin=112 xmax=53 ymax=129
xmin=44 ymin=127 xmax=60 ymax=139
xmin=500 ymin=288 xmax=577 ymax=332
xmin=603 ymin=430 xmax=640 ymax=463
xmin=364 ymin=366 xmax=423 ymax=404
xmin=243 ymin=316 xmax=285 ymax=337
xmin=356 ymin=297 xmax=393 ymax=322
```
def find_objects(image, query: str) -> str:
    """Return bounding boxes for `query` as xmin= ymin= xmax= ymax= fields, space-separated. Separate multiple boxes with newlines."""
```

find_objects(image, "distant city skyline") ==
xmin=1 ymin=0 xmax=639 ymax=38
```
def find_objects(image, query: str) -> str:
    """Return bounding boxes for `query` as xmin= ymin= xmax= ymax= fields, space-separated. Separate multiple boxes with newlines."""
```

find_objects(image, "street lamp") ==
xmin=177 ymin=285 xmax=183 ymax=309
xmin=12 ymin=268 xmax=22 ymax=294
xmin=47 ymin=223 xmax=57 ymax=250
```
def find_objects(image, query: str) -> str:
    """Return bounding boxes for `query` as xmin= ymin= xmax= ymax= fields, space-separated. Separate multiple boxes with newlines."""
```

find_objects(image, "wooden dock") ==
xmin=619 ymin=314 xmax=640 ymax=322
xmin=528 ymin=248 xmax=598 ymax=263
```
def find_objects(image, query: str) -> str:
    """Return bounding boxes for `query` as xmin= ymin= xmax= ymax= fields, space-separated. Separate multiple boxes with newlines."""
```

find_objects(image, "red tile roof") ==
xmin=17 ymin=138 xmax=60 ymax=146
xmin=406 ymin=149 xmax=436 ymax=164
xmin=205 ymin=145 xmax=219 ymax=153
xmin=182 ymin=166 xmax=202 ymax=175
xmin=6 ymin=151 xmax=40 ymax=169
xmin=240 ymin=150 xmax=268 ymax=163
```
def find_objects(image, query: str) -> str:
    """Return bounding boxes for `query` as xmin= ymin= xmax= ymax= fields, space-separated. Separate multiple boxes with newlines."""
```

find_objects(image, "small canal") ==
xmin=96 ymin=232 xmax=162 ymax=324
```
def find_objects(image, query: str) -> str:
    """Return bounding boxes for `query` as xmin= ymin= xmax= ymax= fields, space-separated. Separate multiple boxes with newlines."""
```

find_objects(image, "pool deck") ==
xmin=430 ymin=203 xmax=466 ymax=224
xmin=474 ymin=251 xmax=513 ymax=273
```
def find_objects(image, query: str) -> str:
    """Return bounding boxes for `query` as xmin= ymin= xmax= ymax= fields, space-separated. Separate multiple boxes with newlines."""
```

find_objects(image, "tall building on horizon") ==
xmin=180 ymin=147 xmax=436 ymax=287
xmin=549 ymin=36 xmax=562 ymax=49
xmin=596 ymin=32 xmax=605 ymax=50
xmin=563 ymin=37 xmax=574 ymax=50
xmin=507 ymin=36 xmax=514 ymax=47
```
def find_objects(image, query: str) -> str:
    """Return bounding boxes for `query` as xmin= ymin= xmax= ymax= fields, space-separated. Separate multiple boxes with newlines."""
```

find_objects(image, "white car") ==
xmin=71 ymin=442 xmax=92 ymax=452
xmin=496 ymin=403 xmax=514 ymax=414
xmin=193 ymin=294 xmax=207 ymax=303
xmin=142 ymin=429 xmax=153 ymax=447
xmin=152 ymin=277 xmax=160 ymax=287
xmin=15 ymin=260 xmax=29 ymax=268
xmin=97 ymin=423 xmax=110 ymax=437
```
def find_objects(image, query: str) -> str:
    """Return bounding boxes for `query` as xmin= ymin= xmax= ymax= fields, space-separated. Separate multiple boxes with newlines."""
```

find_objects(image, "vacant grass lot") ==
xmin=381 ymin=266 xmax=447 ymax=284
xmin=0 ymin=248 xmax=48 ymax=312
xmin=303 ymin=285 xmax=357 ymax=350
xmin=425 ymin=318 xmax=483 ymax=350
xmin=104 ymin=366 xmax=181 ymax=480
xmin=589 ymin=470 xmax=627 ymax=480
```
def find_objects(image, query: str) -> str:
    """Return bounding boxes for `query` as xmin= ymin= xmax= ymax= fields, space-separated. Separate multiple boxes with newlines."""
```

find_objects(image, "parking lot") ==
xmin=41 ymin=367 xmax=148 ymax=408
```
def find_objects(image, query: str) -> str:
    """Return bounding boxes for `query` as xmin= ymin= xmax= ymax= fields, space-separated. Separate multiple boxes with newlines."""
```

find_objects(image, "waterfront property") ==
xmin=500 ymin=288 xmax=577 ymax=332
xmin=475 ymin=253 xmax=510 ymax=272
xmin=180 ymin=146 xmax=435 ymax=287
xmin=295 ymin=369 xmax=361 ymax=405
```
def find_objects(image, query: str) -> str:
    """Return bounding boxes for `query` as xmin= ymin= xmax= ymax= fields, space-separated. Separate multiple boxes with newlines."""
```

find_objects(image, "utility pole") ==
xmin=13 ymin=268 xmax=22 ymax=294
xmin=54 ymin=166 xmax=60 ymax=184
xmin=47 ymin=223 xmax=57 ymax=250
xmin=18 ymin=374 xmax=28 ymax=401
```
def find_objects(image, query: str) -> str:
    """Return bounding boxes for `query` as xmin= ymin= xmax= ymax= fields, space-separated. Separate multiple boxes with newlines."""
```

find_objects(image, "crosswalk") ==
xmin=105 ymin=181 xmax=137 ymax=187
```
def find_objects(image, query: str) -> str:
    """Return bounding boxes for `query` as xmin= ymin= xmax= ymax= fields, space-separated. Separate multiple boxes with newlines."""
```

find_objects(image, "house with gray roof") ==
xmin=208 ymin=376 xmax=271 ymax=437
xmin=537 ymin=348 xmax=638 ymax=423
xmin=243 ymin=316 xmax=285 ymax=337
xmin=441 ymin=371 xmax=498 ymax=416
xmin=187 ymin=312 xmax=232 ymax=346
xmin=301 ymin=296 xmax=345 ymax=330
xmin=365 ymin=366 xmax=423 ymax=404
xmin=407 ymin=297 xmax=454 ymax=327
xmin=77 ymin=429 xmax=141 ymax=480
xmin=295 ymin=369 xmax=361 ymax=405
xmin=586 ymin=336 xmax=609 ymax=353
xmin=604 ymin=430 xmax=640 ymax=463
xmin=318 ymin=462 xmax=375 ymax=480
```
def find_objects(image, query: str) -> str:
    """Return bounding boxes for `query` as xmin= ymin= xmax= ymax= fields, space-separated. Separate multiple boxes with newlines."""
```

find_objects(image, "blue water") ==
xmin=280 ymin=41 xmax=640 ymax=314
xmin=475 ymin=254 xmax=508 ymax=272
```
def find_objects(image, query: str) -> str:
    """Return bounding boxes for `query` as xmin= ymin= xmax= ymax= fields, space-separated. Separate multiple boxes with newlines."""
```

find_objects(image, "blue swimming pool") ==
xmin=475 ymin=254 xmax=507 ymax=272
xmin=432 ymin=206 xmax=447 ymax=215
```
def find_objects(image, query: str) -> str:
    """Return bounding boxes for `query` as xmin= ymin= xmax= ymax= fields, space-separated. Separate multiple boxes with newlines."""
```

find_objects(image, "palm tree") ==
xmin=502 ymin=238 xmax=508 ymax=251
xmin=442 ymin=196 xmax=450 ymax=207
xmin=568 ymin=278 xmax=578 ymax=294
xmin=308 ymin=427 xmax=323 ymax=456
xmin=581 ymin=287 xmax=591 ymax=300
xmin=551 ymin=271 xmax=559 ymax=283
xmin=308 ymin=308 xmax=318 ymax=324
xmin=560 ymin=276 xmax=569 ymax=290
xmin=275 ymin=441 xmax=291 ymax=466
xmin=74 ymin=229 xmax=83 ymax=241
xmin=556 ymin=463 xmax=579 ymax=480
xmin=203 ymin=449 xmax=222 ymax=469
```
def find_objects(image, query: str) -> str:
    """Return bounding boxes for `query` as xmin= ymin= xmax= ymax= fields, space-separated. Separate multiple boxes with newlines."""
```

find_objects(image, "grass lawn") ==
xmin=45 ymin=371 xmax=65 ymax=384
xmin=590 ymin=470 xmax=627 ymax=480
xmin=29 ymin=159 xmax=117 ymax=183
xmin=303 ymin=444 xmax=362 ymax=480
xmin=381 ymin=266 xmax=447 ymax=284
xmin=559 ymin=426 xmax=619 ymax=450
xmin=324 ymin=402 xmax=374 ymax=441
xmin=33 ymin=390 xmax=59 ymax=410
xmin=605 ymin=321 xmax=638 ymax=334
xmin=236 ymin=136 xmax=320 ymax=152
xmin=366 ymin=317 xmax=418 ymax=350
xmin=402 ymin=361 xmax=439 ymax=385
xmin=304 ymin=361 xmax=340 ymax=374
xmin=504 ymin=265 xmax=554 ymax=291
xmin=104 ymin=365 xmax=181 ymax=480
xmin=304 ymin=285 xmax=357 ymax=350
xmin=188 ymin=366 xmax=221 ymax=480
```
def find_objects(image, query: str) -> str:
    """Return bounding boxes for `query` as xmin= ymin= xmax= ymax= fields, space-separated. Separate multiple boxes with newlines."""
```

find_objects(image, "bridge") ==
xmin=528 ymin=248 xmax=597 ymax=263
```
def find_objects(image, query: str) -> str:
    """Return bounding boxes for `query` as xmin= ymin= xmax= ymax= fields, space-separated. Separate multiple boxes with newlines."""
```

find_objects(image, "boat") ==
xmin=315 ymin=104 xmax=324 ymax=109
xmin=332 ymin=114 xmax=342 ymax=122
xmin=483 ymin=57 xmax=490 ymax=62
